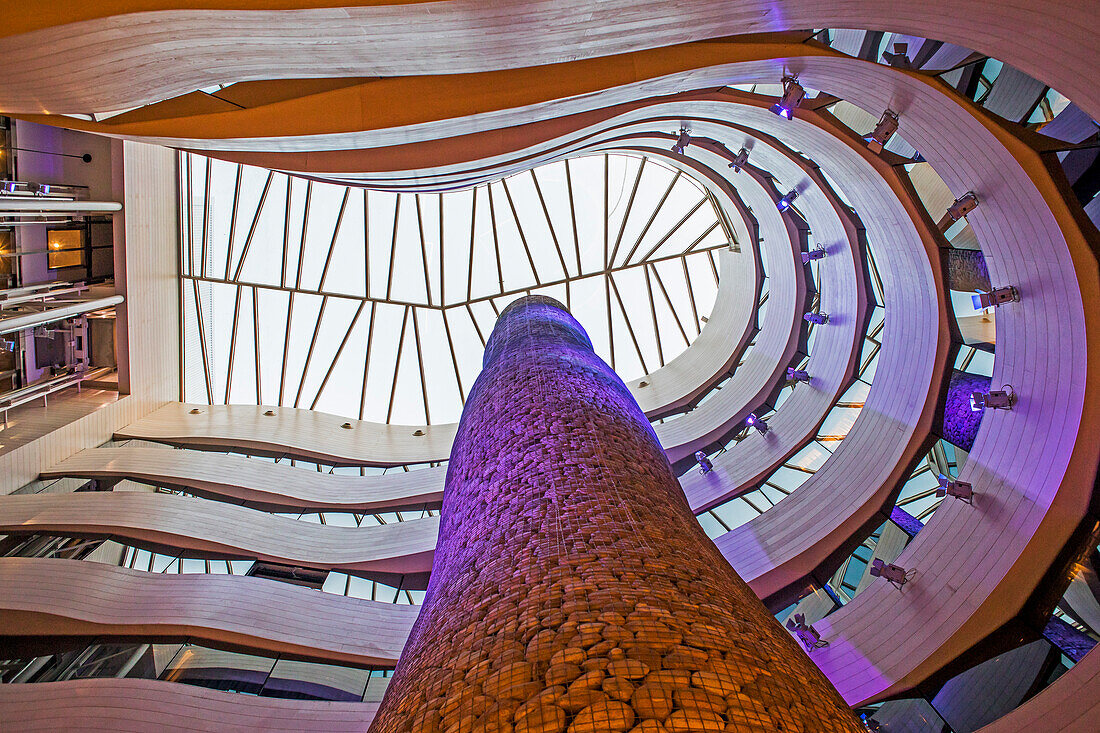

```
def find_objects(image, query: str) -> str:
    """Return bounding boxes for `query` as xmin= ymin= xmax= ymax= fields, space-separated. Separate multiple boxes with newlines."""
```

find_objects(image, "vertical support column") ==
xmin=371 ymin=296 xmax=862 ymax=733
xmin=940 ymin=369 xmax=992 ymax=452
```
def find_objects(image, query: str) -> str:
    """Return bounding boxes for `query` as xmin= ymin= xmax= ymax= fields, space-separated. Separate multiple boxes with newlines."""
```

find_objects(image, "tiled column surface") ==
xmin=941 ymin=370 xmax=992 ymax=452
xmin=945 ymin=249 xmax=991 ymax=292
xmin=369 ymin=296 xmax=862 ymax=733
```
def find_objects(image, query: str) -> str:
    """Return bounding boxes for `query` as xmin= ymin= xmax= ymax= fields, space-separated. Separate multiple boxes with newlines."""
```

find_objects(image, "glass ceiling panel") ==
xmin=180 ymin=153 xmax=729 ymax=425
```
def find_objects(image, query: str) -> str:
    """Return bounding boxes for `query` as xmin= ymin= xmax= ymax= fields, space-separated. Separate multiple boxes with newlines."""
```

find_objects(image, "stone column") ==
xmin=941 ymin=369 xmax=993 ymax=452
xmin=370 ymin=296 xmax=863 ymax=733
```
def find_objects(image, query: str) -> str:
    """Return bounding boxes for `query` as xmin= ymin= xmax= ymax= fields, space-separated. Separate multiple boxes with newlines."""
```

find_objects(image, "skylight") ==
xmin=180 ymin=153 xmax=730 ymax=425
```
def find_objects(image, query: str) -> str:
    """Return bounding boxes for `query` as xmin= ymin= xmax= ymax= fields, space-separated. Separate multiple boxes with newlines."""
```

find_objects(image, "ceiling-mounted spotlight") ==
xmin=769 ymin=75 xmax=805 ymax=120
xmin=786 ymin=367 xmax=811 ymax=383
xmin=936 ymin=474 xmax=974 ymax=504
xmin=787 ymin=613 xmax=829 ymax=652
xmin=729 ymin=147 xmax=749 ymax=172
xmin=801 ymin=246 xmax=827 ymax=264
xmin=881 ymin=43 xmax=912 ymax=69
xmin=694 ymin=450 xmax=713 ymax=475
xmin=946 ymin=192 xmax=979 ymax=222
xmin=804 ymin=311 xmax=830 ymax=325
xmin=970 ymin=386 xmax=1015 ymax=411
xmin=777 ymin=189 xmax=799 ymax=212
xmin=870 ymin=559 xmax=915 ymax=588
xmin=972 ymin=286 xmax=1019 ymax=310
xmin=671 ymin=127 xmax=692 ymax=154
xmin=864 ymin=109 xmax=899 ymax=154
xmin=745 ymin=412 xmax=769 ymax=434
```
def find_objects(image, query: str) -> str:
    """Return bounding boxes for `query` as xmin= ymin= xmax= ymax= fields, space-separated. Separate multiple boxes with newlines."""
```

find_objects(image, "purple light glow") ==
xmin=943 ymin=369 xmax=991 ymax=451
xmin=369 ymin=295 xmax=862 ymax=731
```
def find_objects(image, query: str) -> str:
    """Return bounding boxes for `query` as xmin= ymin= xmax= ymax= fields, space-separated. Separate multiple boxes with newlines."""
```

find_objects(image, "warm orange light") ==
xmin=46 ymin=229 xmax=84 ymax=269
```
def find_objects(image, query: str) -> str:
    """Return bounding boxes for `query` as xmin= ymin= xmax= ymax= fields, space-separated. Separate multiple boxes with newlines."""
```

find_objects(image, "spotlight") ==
xmin=869 ymin=559 xmax=915 ymax=588
xmin=786 ymin=613 xmax=829 ymax=652
xmin=746 ymin=412 xmax=769 ymax=434
xmin=694 ymin=451 xmax=713 ymax=475
xmin=769 ymin=75 xmax=805 ymax=119
xmin=864 ymin=109 xmax=899 ymax=154
xmin=972 ymin=286 xmax=1019 ymax=310
xmin=803 ymin=312 xmax=829 ymax=325
xmin=777 ymin=189 xmax=799 ymax=212
xmin=946 ymin=192 xmax=979 ymax=222
xmin=936 ymin=474 xmax=974 ymax=504
xmin=970 ymin=386 xmax=1015 ymax=411
xmin=801 ymin=246 xmax=827 ymax=264
xmin=881 ymin=42 xmax=912 ymax=69
xmin=728 ymin=147 xmax=749 ymax=172
xmin=671 ymin=127 xmax=692 ymax=154
xmin=786 ymin=368 xmax=811 ymax=383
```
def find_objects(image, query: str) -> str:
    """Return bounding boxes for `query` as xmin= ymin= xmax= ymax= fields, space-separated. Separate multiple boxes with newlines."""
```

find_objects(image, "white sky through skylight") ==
xmin=181 ymin=153 xmax=729 ymax=425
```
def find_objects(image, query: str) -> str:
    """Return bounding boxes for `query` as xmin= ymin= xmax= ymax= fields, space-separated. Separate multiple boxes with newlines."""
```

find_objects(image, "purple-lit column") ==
xmin=369 ymin=296 xmax=862 ymax=733
xmin=941 ymin=369 xmax=992 ymax=452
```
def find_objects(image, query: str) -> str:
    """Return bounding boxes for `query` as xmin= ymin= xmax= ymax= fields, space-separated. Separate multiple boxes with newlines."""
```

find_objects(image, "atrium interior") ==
xmin=0 ymin=4 xmax=1098 ymax=732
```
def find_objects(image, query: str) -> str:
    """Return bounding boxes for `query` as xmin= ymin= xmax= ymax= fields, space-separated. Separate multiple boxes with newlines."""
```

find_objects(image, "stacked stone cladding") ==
xmin=941 ymin=369 xmax=993 ymax=452
xmin=369 ymin=295 xmax=863 ymax=733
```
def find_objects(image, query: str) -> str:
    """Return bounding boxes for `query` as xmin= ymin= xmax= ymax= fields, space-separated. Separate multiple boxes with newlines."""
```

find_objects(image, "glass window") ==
xmin=160 ymin=644 xmax=273 ymax=695
xmin=47 ymin=228 xmax=86 ymax=269
xmin=261 ymin=659 xmax=370 ymax=701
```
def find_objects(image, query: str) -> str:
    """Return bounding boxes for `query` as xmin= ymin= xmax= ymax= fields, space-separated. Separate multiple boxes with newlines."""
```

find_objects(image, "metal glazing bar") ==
xmin=439 ymin=307 xmax=466 ymax=405
xmin=465 ymin=303 xmax=487 ymax=348
xmin=632 ymin=195 xmax=708 ymax=265
xmin=643 ymin=266 xmax=664 ymax=367
xmin=411 ymin=307 xmax=431 ymax=425
xmin=223 ymin=164 xmax=242 ymax=281
xmin=293 ymin=181 xmax=314 ymax=290
xmin=648 ymin=263 xmax=690 ymax=347
xmin=414 ymin=194 xmax=433 ymax=307
xmin=608 ymin=273 xmax=649 ymax=374
xmin=280 ymin=177 xmax=292 ymax=288
xmin=293 ymin=296 xmax=329 ymax=408
xmin=565 ymin=159 xmax=582 ymax=276
xmin=357 ymin=302 xmax=378 ymax=421
xmin=385 ymin=195 xmax=401 ymax=301
xmin=224 ymin=286 xmax=243 ymax=402
xmin=529 ymin=168 xmax=570 ymax=279
xmin=200 ymin=157 xmax=211 ymax=279
xmin=318 ymin=188 xmax=350 ymax=292
xmin=501 ymin=177 xmax=542 ymax=286
xmin=277 ymin=291 xmax=295 ymax=406
xmin=252 ymin=286 xmax=261 ymax=404
xmin=385 ymin=306 xmax=411 ymax=423
xmin=678 ymin=220 xmax=722 ymax=257
xmin=190 ymin=277 xmax=214 ymax=404
xmin=487 ymin=184 xmax=505 ymax=291
xmin=608 ymin=157 xmax=647 ymax=267
xmin=681 ymin=256 xmax=701 ymax=335
xmin=619 ymin=170 xmax=682 ymax=266
xmin=231 ymin=171 xmax=274 ymax=281
xmin=465 ymin=186 xmax=478 ymax=303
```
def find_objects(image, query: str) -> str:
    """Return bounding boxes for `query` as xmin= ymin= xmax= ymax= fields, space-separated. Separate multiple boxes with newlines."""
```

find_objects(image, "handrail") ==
xmin=0 ymin=367 xmax=114 ymax=424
